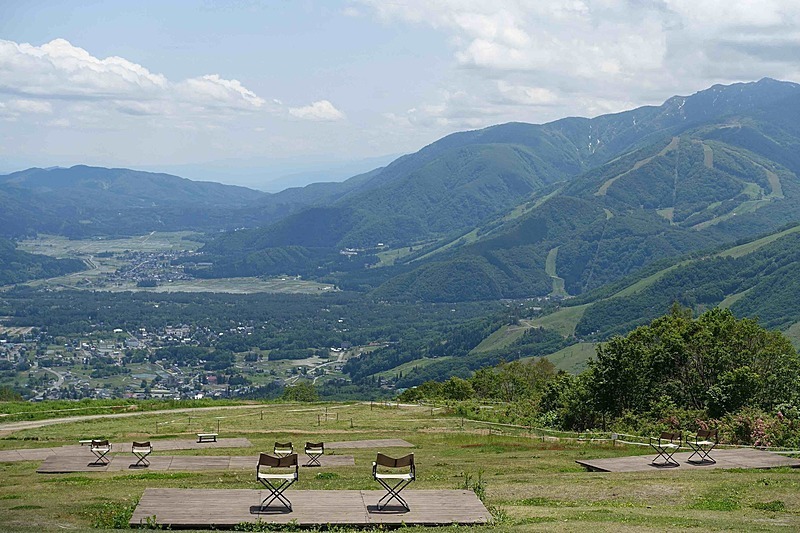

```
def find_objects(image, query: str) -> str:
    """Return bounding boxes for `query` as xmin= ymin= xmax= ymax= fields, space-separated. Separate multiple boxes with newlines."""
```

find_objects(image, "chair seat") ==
xmin=375 ymin=472 xmax=414 ymax=480
xmin=257 ymin=472 xmax=297 ymax=481
xmin=695 ymin=440 xmax=714 ymax=446
xmin=132 ymin=446 xmax=151 ymax=452
xmin=659 ymin=443 xmax=679 ymax=449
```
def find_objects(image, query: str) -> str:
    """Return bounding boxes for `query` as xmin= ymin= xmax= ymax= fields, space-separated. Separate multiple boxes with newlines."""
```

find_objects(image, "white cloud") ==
xmin=288 ymin=100 xmax=346 ymax=121
xmin=9 ymin=99 xmax=53 ymax=114
xmin=360 ymin=0 xmax=800 ymax=129
xmin=0 ymin=38 xmax=265 ymax=117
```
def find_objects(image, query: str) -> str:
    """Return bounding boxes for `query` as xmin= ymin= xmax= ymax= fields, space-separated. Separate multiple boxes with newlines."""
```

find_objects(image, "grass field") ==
xmin=471 ymin=325 xmax=527 ymax=354
xmin=1 ymin=401 xmax=799 ymax=532
xmin=535 ymin=342 xmax=597 ymax=373
xmin=529 ymin=305 xmax=588 ymax=338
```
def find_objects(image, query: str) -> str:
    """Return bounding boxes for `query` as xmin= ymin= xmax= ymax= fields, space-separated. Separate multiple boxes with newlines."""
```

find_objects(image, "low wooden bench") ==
xmin=196 ymin=433 xmax=218 ymax=443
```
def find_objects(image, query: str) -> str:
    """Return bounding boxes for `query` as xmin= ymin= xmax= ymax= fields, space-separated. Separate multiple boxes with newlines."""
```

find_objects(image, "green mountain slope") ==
xmin=0 ymin=238 xmax=86 ymax=285
xmin=203 ymin=79 xmax=800 ymax=299
xmin=374 ymin=83 xmax=800 ymax=302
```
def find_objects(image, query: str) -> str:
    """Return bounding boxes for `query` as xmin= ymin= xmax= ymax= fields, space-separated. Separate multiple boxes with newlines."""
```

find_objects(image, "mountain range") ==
xmin=4 ymin=78 xmax=800 ymax=308
xmin=198 ymin=78 xmax=800 ymax=302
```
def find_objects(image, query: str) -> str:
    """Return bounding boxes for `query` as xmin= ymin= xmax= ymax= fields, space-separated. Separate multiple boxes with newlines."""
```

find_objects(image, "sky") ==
xmin=2 ymin=0 xmax=800 ymax=189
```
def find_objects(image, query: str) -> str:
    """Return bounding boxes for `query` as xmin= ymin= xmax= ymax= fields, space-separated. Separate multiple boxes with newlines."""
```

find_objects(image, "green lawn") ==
xmin=536 ymin=342 xmax=597 ymax=373
xmin=1 ymin=401 xmax=799 ymax=531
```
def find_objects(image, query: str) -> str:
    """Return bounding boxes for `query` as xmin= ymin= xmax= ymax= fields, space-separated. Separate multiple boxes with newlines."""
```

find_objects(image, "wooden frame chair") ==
xmin=372 ymin=453 xmax=415 ymax=511
xmin=686 ymin=429 xmax=718 ymax=464
xmin=304 ymin=442 xmax=324 ymax=467
xmin=90 ymin=439 xmax=112 ymax=465
xmin=131 ymin=441 xmax=152 ymax=467
xmin=256 ymin=453 xmax=298 ymax=512
xmin=649 ymin=431 xmax=681 ymax=467
xmin=273 ymin=442 xmax=293 ymax=458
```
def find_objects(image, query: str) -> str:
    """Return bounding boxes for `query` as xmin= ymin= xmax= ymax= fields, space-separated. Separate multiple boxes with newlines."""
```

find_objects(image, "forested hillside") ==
xmin=0 ymin=239 xmax=85 ymax=285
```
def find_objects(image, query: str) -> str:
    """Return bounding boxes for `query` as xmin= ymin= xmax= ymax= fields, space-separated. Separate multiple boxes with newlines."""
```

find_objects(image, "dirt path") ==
xmin=0 ymin=404 xmax=266 ymax=433
xmin=595 ymin=136 xmax=679 ymax=196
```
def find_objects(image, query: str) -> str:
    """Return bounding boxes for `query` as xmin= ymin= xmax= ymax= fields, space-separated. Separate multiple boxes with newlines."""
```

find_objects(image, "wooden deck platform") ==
xmin=37 ymin=453 xmax=355 ymax=473
xmin=0 ymin=437 xmax=251 ymax=463
xmin=130 ymin=488 xmax=490 ymax=528
xmin=576 ymin=448 xmax=800 ymax=472
xmin=326 ymin=438 xmax=414 ymax=449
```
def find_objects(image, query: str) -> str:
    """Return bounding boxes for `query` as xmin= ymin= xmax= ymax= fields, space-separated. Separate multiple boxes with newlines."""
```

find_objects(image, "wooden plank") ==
xmin=326 ymin=439 xmax=414 ymax=449
xmin=130 ymin=488 xmax=490 ymax=528
xmin=37 ymin=454 xmax=111 ymax=473
xmin=576 ymin=448 xmax=800 ymax=472
xmin=364 ymin=490 xmax=489 ymax=526
xmin=168 ymin=456 xmax=232 ymax=470
xmin=0 ymin=438 xmax=252 ymax=462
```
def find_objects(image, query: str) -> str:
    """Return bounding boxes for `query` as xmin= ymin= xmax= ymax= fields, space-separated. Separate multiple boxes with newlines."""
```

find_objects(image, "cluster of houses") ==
xmin=0 ymin=321 xmax=354 ymax=402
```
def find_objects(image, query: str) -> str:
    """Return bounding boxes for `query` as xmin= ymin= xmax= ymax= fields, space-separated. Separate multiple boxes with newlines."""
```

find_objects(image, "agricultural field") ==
xmin=14 ymin=233 xmax=334 ymax=294
xmin=1 ymin=401 xmax=799 ymax=531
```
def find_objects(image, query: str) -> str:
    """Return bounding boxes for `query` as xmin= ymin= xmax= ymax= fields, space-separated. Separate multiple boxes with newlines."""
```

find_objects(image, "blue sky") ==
xmin=2 ymin=1 xmax=800 ymax=189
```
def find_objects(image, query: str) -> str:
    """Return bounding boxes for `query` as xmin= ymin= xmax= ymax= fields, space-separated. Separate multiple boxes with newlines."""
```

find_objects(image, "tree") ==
xmin=283 ymin=382 xmax=318 ymax=402
xmin=442 ymin=377 xmax=474 ymax=401
xmin=588 ymin=306 xmax=800 ymax=418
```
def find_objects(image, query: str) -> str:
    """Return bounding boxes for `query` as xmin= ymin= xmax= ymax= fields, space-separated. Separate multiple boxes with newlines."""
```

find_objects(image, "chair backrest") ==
xmin=132 ymin=441 xmax=151 ymax=449
xmin=259 ymin=452 xmax=298 ymax=468
xmin=659 ymin=431 xmax=680 ymax=442
xmin=92 ymin=439 xmax=109 ymax=447
xmin=274 ymin=441 xmax=293 ymax=450
xmin=696 ymin=429 xmax=718 ymax=441
xmin=305 ymin=441 xmax=324 ymax=451
xmin=376 ymin=453 xmax=414 ymax=468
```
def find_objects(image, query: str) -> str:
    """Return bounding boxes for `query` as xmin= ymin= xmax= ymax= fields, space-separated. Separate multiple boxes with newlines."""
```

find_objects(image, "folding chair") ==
xmin=273 ymin=442 xmax=293 ymax=458
xmin=131 ymin=441 xmax=152 ymax=467
xmin=372 ymin=453 xmax=415 ymax=511
xmin=304 ymin=442 xmax=324 ymax=467
xmin=90 ymin=439 xmax=112 ymax=465
xmin=687 ymin=429 xmax=718 ymax=464
xmin=649 ymin=431 xmax=681 ymax=467
xmin=256 ymin=453 xmax=298 ymax=512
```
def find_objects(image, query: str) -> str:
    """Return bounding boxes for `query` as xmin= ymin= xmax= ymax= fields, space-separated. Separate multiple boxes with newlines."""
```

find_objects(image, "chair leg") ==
xmin=687 ymin=443 xmax=716 ymax=464
xmin=650 ymin=445 xmax=679 ymax=467
xmin=91 ymin=450 xmax=110 ymax=465
xmin=258 ymin=479 xmax=294 ymax=511
xmin=305 ymin=453 xmax=322 ymax=467
xmin=376 ymin=478 xmax=412 ymax=511
xmin=133 ymin=452 xmax=150 ymax=467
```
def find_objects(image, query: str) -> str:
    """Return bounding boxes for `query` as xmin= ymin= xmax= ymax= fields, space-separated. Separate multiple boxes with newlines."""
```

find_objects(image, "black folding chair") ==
xmin=256 ymin=453 xmax=298 ymax=512
xmin=90 ymin=439 xmax=112 ymax=465
xmin=687 ymin=429 xmax=718 ymax=464
xmin=304 ymin=442 xmax=324 ymax=467
xmin=649 ymin=431 xmax=681 ymax=467
xmin=273 ymin=442 xmax=293 ymax=458
xmin=131 ymin=441 xmax=152 ymax=467
xmin=372 ymin=453 xmax=415 ymax=511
